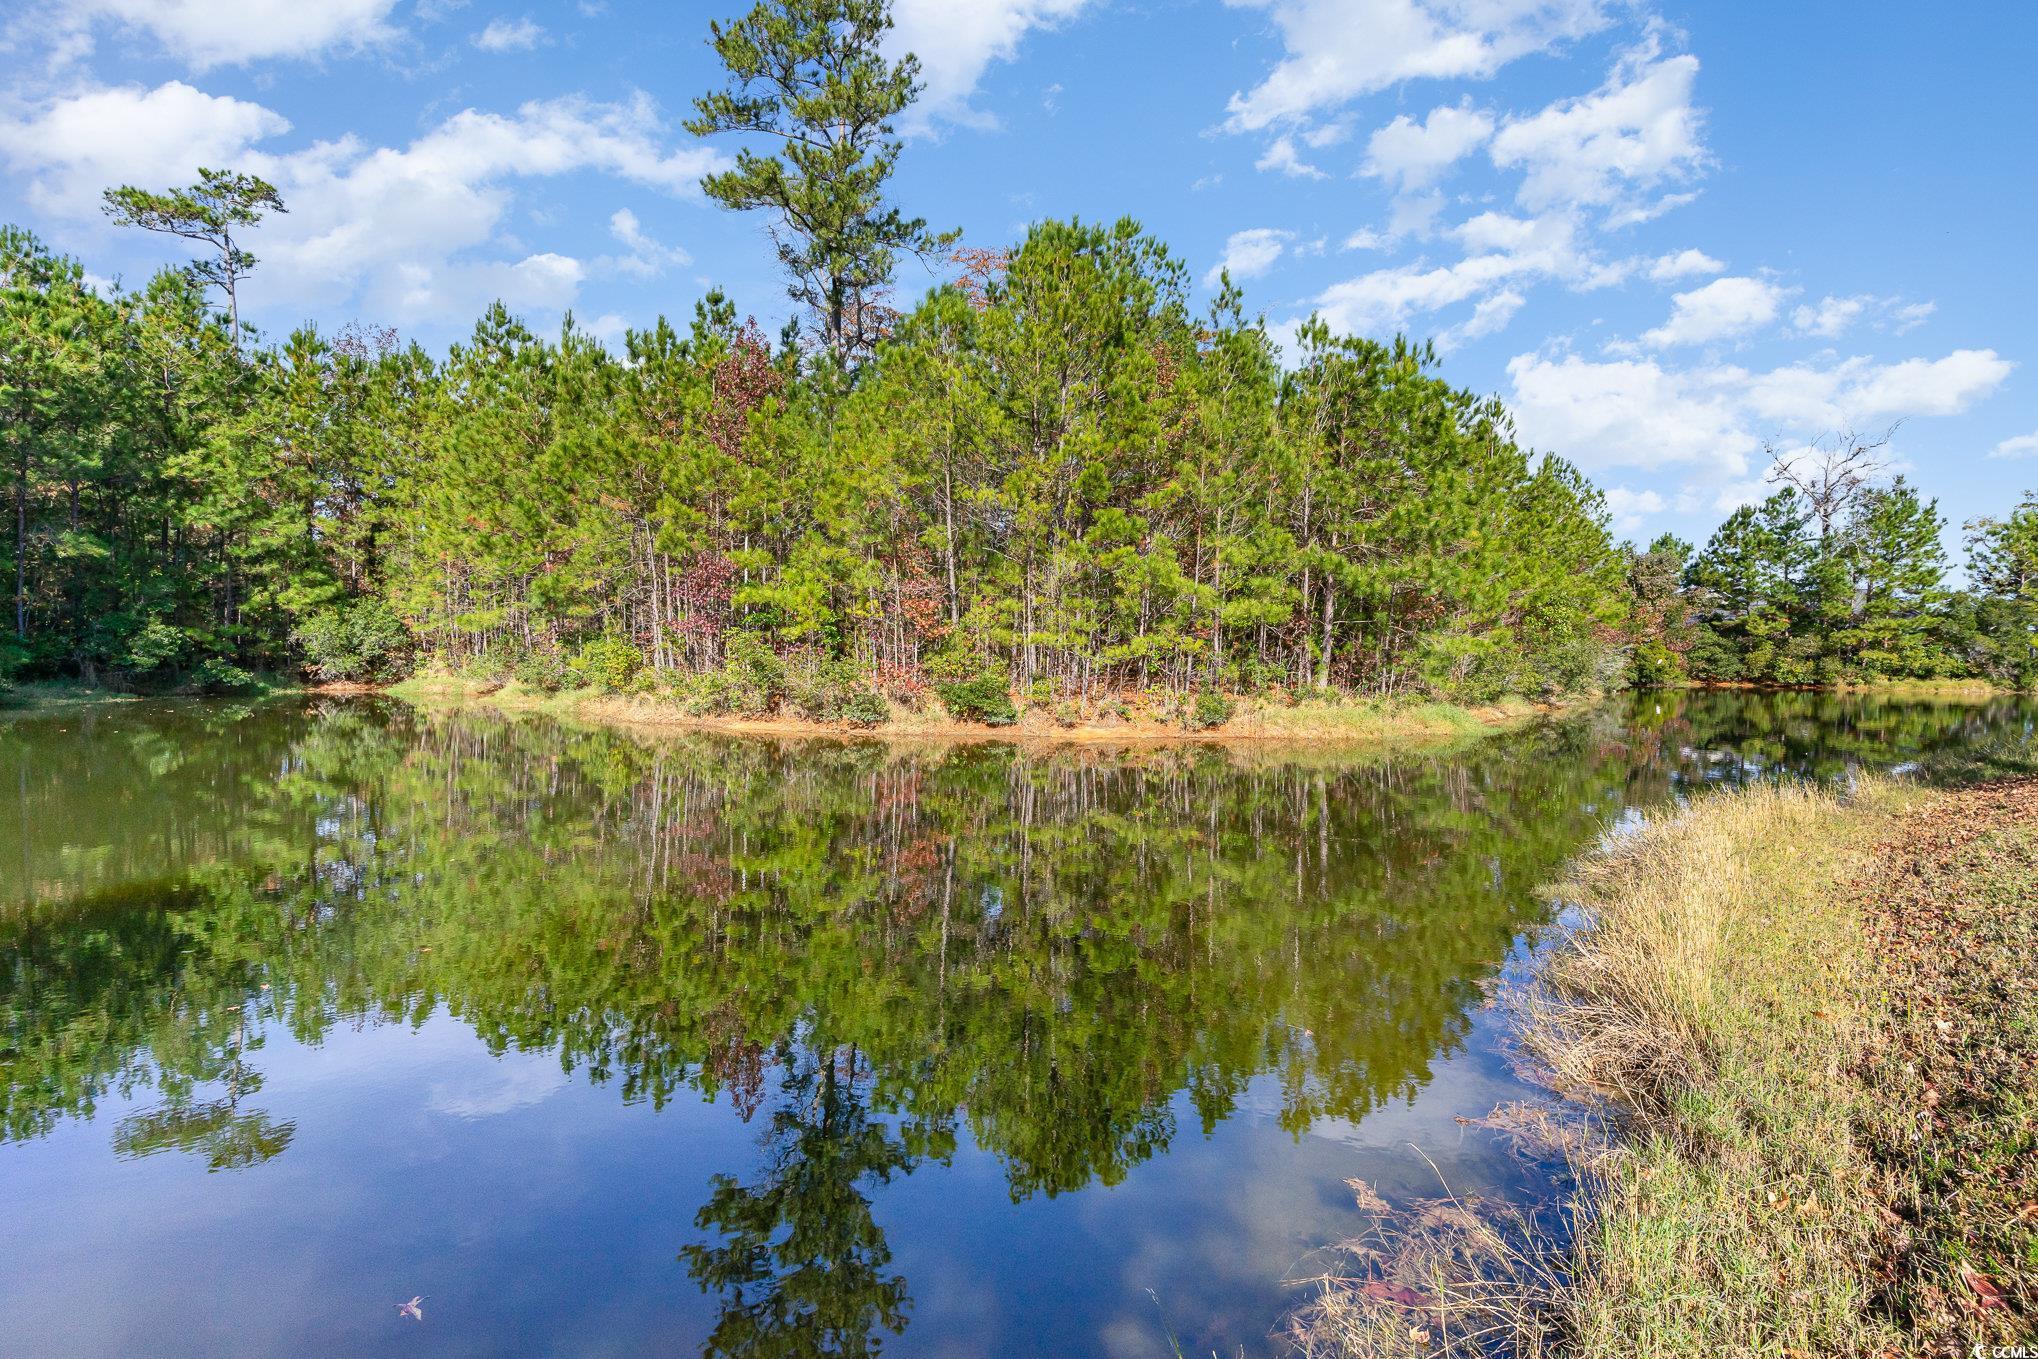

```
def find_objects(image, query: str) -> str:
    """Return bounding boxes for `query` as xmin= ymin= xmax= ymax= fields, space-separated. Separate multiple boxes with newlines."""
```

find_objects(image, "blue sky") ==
xmin=3 ymin=0 xmax=2034 ymax=550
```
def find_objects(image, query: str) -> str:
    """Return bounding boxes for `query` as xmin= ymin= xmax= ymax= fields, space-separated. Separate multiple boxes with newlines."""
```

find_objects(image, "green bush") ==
xmin=124 ymin=618 xmax=184 ymax=675
xmin=190 ymin=657 xmax=260 ymax=695
xmin=0 ymin=636 xmax=24 ymax=695
xmin=513 ymin=649 xmax=571 ymax=694
xmin=676 ymin=632 xmax=786 ymax=716
xmin=465 ymin=648 xmax=514 ymax=684
xmin=934 ymin=672 xmax=1017 ymax=726
xmin=787 ymin=655 xmax=889 ymax=724
xmin=839 ymin=689 xmax=890 ymax=727
xmin=293 ymin=600 xmax=415 ymax=682
xmin=1414 ymin=630 xmax=1516 ymax=704
xmin=1188 ymin=688 xmax=1234 ymax=730
xmin=570 ymin=634 xmax=642 ymax=693
xmin=1629 ymin=638 xmax=1687 ymax=689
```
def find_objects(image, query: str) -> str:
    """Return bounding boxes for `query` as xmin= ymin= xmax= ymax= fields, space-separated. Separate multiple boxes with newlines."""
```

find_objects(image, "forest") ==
xmin=3 ymin=0 xmax=2035 ymax=718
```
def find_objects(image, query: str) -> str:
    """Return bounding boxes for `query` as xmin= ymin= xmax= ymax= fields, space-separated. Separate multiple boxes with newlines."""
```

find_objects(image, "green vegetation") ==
xmin=0 ymin=0 xmax=1618 ymax=718
xmin=1301 ymin=774 xmax=2038 ymax=1356
xmin=1 ymin=0 xmax=2026 ymax=715
xmin=1625 ymin=433 xmax=2038 ymax=688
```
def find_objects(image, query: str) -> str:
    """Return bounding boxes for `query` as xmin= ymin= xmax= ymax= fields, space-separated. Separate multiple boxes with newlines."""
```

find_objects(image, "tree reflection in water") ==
xmin=2 ymin=690 xmax=2032 ymax=1353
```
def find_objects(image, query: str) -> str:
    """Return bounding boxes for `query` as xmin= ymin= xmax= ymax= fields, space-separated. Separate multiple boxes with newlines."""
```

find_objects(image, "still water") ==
xmin=1 ymin=692 xmax=2028 ymax=1357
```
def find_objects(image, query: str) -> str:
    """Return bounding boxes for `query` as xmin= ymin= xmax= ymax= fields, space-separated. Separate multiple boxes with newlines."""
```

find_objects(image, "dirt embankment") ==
xmin=385 ymin=677 xmax=1577 ymax=749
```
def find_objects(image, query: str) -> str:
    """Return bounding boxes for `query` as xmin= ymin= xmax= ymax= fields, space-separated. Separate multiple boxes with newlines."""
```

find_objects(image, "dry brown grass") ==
xmin=1297 ymin=779 xmax=1934 ymax=1358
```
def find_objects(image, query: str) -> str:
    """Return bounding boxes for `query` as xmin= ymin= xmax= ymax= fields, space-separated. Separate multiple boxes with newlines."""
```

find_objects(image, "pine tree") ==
xmin=687 ymin=0 xmax=956 ymax=365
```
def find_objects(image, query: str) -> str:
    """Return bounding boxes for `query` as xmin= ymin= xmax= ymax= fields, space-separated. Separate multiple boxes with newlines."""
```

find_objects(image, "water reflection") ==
xmin=0 ymin=690 xmax=2029 ymax=1356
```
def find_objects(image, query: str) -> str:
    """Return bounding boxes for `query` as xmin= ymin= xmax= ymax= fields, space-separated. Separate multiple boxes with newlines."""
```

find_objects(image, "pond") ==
xmin=1 ymin=691 xmax=2030 ymax=1358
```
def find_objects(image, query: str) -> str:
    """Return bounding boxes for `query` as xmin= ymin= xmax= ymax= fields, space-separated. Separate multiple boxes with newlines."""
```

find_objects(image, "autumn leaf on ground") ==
xmin=1358 ymin=1279 xmax=1438 ymax=1310
xmin=1959 ymin=1262 xmax=2009 ymax=1310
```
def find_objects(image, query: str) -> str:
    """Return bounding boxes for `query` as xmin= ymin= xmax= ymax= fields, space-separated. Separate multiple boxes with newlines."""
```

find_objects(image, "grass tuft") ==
xmin=1300 ymin=773 xmax=2038 ymax=1357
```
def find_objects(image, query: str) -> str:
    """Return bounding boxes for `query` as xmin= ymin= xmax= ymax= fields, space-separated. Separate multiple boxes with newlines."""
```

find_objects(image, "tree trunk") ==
xmin=942 ymin=463 xmax=960 ymax=627
xmin=1316 ymin=585 xmax=1336 ymax=690
xmin=14 ymin=453 xmax=27 ymax=640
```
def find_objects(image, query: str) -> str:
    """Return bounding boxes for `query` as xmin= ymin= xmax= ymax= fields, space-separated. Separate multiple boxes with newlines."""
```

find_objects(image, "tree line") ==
xmin=2 ymin=0 xmax=2032 ymax=713
xmin=1625 ymin=432 xmax=2038 ymax=689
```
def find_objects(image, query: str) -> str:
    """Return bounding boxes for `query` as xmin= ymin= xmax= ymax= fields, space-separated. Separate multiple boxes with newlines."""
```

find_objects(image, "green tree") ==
xmin=102 ymin=168 xmax=286 ymax=348
xmin=1836 ymin=477 xmax=1949 ymax=678
xmin=1965 ymin=492 xmax=2038 ymax=687
xmin=687 ymin=0 xmax=956 ymax=365
xmin=1626 ymin=533 xmax=1694 ymax=687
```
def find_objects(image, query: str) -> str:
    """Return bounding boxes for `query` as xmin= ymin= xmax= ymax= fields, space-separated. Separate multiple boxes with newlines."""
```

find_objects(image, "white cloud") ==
xmin=1435 ymin=287 xmax=1524 ymax=350
xmin=1506 ymin=347 xmax=2013 ymax=477
xmin=1829 ymin=349 xmax=2012 ymax=419
xmin=1386 ymin=190 xmax=1445 ymax=238
xmin=1603 ymin=485 xmax=1665 ymax=534
xmin=1676 ymin=476 xmax=1772 ymax=515
xmin=1301 ymin=119 xmax=1352 ymax=149
xmin=1890 ymin=301 xmax=1936 ymax=333
xmin=1360 ymin=99 xmax=1494 ymax=192
xmin=1222 ymin=0 xmax=1608 ymax=131
xmin=1205 ymin=227 xmax=1293 ymax=288
xmin=0 ymin=81 xmax=292 ymax=217
xmin=1791 ymin=293 xmax=1937 ymax=338
xmin=1255 ymin=134 xmax=1326 ymax=179
xmin=390 ymin=251 xmax=587 ymax=322
xmin=1307 ymin=211 xmax=1617 ymax=338
xmin=1508 ymin=351 xmax=1757 ymax=475
xmin=1640 ymin=275 xmax=1787 ymax=347
xmin=1992 ymin=430 xmax=2038 ymax=461
xmin=887 ymin=0 xmax=1092 ymax=126
xmin=472 ymin=16 xmax=544 ymax=51
xmin=1489 ymin=42 xmax=1706 ymax=217
xmin=605 ymin=207 xmax=691 ymax=279
xmin=0 ymin=82 xmax=727 ymax=325
xmin=58 ymin=0 xmax=403 ymax=68
xmin=1791 ymin=293 xmax=1869 ymax=339
xmin=1603 ymin=189 xmax=1700 ymax=228
xmin=1646 ymin=248 xmax=1722 ymax=282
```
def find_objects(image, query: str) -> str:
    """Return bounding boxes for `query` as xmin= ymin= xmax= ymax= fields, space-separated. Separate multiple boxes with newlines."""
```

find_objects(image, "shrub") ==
xmin=293 ymin=600 xmax=415 ymax=682
xmin=1629 ymin=638 xmax=1687 ymax=689
xmin=934 ymin=672 xmax=1016 ymax=726
xmin=190 ymin=658 xmax=259 ymax=695
xmin=787 ymin=655 xmax=889 ymax=725
xmin=1188 ymin=688 xmax=1234 ymax=730
xmin=124 ymin=618 xmax=185 ymax=675
xmin=464 ymin=645 xmax=517 ymax=684
xmin=513 ymin=649 xmax=571 ymax=694
xmin=839 ymin=689 xmax=889 ymax=727
xmin=1414 ymin=630 xmax=1516 ymax=704
xmin=571 ymin=634 xmax=642 ymax=693
xmin=718 ymin=632 xmax=785 ymax=715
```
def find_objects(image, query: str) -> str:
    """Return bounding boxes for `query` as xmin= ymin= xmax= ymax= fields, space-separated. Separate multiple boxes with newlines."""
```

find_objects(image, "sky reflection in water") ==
xmin=1 ymin=691 xmax=2028 ymax=1357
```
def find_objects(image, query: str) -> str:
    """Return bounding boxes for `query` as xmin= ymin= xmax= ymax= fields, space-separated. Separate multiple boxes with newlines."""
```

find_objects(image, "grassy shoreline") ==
xmin=381 ymin=673 xmax=1575 ymax=747
xmin=1303 ymin=775 xmax=2038 ymax=1356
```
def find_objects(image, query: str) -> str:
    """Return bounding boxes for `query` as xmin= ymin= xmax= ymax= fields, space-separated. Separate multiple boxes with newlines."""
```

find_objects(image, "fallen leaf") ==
xmin=1959 ymin=1262 xmax=2009 ymax=1310
xmin=1358 ymin=1280 xmax=1439 ymax=1310
xmin=1345 ymin=1178 xmax=1391 ymax=1214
